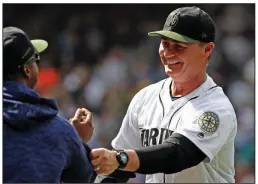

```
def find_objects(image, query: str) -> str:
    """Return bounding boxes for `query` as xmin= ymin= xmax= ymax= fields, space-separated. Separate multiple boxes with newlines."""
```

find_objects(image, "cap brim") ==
xmin=31 ymin=39 xmax=48 ymax=53
xmin=148 ymin=30 xmax=198 ymax=43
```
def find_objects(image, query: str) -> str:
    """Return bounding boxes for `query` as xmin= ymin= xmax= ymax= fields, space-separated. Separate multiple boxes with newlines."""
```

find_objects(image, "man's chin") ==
xmin=165 ymin=69 xmax=177 ymax=78
xmin=165 ymin=71 xmax=184 ymax=81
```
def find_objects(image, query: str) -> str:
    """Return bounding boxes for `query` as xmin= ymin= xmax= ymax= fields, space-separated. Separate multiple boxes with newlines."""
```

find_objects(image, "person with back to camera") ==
xmin=3 ymin=26 xmax=96 ymax=183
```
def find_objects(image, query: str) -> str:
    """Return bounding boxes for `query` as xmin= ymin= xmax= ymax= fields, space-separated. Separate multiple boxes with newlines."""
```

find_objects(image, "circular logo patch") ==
xmin=198 ymin=112 xmax=219 ymax=134
xmin=169 ymin=12 xmax=179 ymax=27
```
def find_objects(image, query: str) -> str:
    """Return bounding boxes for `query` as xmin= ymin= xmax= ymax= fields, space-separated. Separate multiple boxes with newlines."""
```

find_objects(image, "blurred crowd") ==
xmin=4 ymin=4 xmax=255 ymax=183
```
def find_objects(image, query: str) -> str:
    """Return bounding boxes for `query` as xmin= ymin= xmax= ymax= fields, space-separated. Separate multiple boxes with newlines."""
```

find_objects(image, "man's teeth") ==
xmin=167 ymin=61 xmax=181 ymax=64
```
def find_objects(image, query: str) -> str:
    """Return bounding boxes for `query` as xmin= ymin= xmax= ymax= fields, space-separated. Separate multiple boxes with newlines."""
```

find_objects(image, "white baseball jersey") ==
xmin=112 ymin=74 xmax=237 ymax=183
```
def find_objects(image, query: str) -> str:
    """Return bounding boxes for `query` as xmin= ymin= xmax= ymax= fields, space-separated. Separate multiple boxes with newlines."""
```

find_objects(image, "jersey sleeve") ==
xmin=111 ymin=88 xmax=146 ymax=150
xmin=174 ymin=103 xmax=237 ymax=162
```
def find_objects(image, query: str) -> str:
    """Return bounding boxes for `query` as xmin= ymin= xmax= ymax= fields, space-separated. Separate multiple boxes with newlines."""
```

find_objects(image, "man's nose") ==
xmin=164 ymin=48 xmax=176 ymax=58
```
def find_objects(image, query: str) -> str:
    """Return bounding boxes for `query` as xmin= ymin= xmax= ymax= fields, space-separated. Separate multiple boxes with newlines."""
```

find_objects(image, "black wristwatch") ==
xmin=115 ymin=150 xmax=129 ymax=169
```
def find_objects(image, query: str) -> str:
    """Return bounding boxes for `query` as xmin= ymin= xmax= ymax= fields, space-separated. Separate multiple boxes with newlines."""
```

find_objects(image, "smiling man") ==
xmin=89 ymin=6 xmax=237 ymax=183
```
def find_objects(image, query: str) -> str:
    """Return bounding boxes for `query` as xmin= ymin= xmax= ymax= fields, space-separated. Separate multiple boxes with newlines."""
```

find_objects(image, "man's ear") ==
xmin=23 ymin=65 xmax=31 ymax=78
xmin=204 ymin=42 xmax=215 ymax=58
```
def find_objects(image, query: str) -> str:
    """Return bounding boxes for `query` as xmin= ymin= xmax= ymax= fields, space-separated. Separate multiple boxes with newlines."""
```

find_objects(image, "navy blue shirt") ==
xmin=3 ymin=81 xmax=96 ymax=183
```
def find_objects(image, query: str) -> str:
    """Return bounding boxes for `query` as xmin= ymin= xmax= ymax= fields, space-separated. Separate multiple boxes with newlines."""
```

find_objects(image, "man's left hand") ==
xmin=69 ymin=108 xmax=94 ymax=142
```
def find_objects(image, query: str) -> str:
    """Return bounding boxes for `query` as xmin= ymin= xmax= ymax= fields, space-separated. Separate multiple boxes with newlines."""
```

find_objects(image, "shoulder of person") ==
xmin=182 ymin=100 xmax=237 ymax=133
xmin=206 ymin=87 xmax=235 ymax=111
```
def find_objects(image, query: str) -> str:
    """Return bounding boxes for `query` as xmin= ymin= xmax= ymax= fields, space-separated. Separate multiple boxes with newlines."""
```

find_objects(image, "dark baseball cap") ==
xmin=3 ymin=26 xmax=48 ymax=70
xmin=148 ymin=6 xmax=215 ymax=43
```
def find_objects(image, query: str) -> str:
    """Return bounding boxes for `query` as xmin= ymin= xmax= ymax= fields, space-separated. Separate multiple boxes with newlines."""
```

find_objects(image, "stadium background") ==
xmin=3 ymin=4 xmax=255 ymax=183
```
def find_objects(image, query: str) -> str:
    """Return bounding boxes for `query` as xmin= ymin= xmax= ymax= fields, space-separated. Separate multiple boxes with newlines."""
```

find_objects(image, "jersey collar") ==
xmin=167 ymin=74 xmax=218 ymax=101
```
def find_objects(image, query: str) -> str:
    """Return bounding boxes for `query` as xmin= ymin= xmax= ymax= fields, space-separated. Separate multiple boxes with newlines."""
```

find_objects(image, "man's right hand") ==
xmin=69 ymin=108 xmax=94 ymax=142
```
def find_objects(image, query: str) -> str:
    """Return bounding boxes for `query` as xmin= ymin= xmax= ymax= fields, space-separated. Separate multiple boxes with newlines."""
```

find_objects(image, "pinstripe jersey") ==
xmin=112 ymin=74 xmax=237 ymax=183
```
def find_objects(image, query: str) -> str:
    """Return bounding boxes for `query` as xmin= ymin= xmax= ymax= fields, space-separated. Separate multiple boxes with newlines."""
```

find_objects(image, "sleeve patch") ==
xmin=197 ymin=112 xmax=219 ymax=134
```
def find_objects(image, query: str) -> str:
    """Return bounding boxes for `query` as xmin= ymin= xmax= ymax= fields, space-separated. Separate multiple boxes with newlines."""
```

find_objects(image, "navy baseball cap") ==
xmin=3 ymin=26 xmax=48 ymax=70
xmin=148 ymin=6 xmax=215 ymax=43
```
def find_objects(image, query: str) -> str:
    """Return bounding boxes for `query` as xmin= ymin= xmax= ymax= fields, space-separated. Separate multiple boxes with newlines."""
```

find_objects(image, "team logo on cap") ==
xmin=169 ymin=12 xmax=179 ymax=27
xmin=22 ymin=47 xmax=32 ymax=60
xmin=197 ymin=112 xmax=219 ymax=134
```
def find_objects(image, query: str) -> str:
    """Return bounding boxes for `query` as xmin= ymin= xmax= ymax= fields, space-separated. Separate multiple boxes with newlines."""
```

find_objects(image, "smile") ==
xmin=167 ymin=61 xmax=183 ymax=65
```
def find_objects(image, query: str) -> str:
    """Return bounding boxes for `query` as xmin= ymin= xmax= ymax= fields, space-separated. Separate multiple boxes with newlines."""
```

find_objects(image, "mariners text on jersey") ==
xmin=140 ymin=128 xmax=174 ymax=147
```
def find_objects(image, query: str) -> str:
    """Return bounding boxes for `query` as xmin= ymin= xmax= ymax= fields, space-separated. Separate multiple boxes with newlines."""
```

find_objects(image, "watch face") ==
xmin=120 ymin=153 xmax=128 ymax=164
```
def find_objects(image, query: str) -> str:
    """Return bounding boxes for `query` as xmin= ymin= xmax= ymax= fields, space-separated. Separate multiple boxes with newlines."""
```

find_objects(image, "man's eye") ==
xmin=174 ymin=45 xmax=185 ymax=50
xmin=163 ymin=42 xmax=169 ymax=47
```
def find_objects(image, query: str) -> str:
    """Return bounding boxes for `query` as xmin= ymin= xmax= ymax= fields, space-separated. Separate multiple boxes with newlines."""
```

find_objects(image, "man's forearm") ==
xmin=90 ymin=134 xmax=206 ymax=175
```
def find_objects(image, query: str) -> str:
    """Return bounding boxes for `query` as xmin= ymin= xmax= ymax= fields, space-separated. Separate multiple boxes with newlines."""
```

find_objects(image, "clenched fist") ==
xmin=69 ymin=108 xmax=94 ymax=142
